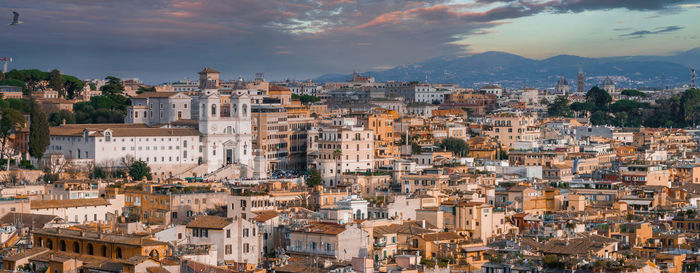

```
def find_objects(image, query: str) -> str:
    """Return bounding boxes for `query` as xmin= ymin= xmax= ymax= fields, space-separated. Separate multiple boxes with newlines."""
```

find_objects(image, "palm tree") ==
xmin=296 ymin=193 xmax=310 ymax=209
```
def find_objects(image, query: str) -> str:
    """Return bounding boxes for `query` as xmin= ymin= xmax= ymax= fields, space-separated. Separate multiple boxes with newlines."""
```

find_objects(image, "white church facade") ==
xmin=46 ymin=69 xmax=256 ymax=179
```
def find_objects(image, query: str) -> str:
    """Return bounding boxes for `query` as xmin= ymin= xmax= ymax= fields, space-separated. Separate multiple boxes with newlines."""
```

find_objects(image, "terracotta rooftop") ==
xmin=269 ymin=85 xmax=291 ymax=92
xmin=50 ymin=126 xmax=201 ymax=137
xmin=374 ymin=222 xmax=433 ymax=236
xmin=295 ymin=222 xmax=346 ymax=235
xmin=422 ymin=232 xmax=464 ymax=241
xmin=31 ymin=198 xmax=111 ymax=210
xmin=251 ymin=210 xmax=280 ymax=222
xmin=131 ymin=92 xmax=181 ymax=99
xmin=3 ymin=247 xmax=50 ymax=262
xmin=0 ymin=212 xmax=61 ymax=229
xmin=32 ymin=228 xmax=167 ymax=247
xmin=186 ymin=215 xmax=232 ymax=229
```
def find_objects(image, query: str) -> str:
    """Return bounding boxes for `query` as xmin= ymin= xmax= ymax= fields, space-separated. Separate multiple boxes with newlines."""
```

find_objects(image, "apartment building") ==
xmin=307 ymin=120 xmax=375 ymax=187
xmin=125 ymin=92 xmax=191 ymax=125
xmin=287 ymin=222 xmax=369 ymax=261
xmin=186 ymin=215 xmax=260 ymax=265
xmin=454 ymin=201 xmax=509 ymax=241
xmin=484 ymin=112 xmax=539 ymax=150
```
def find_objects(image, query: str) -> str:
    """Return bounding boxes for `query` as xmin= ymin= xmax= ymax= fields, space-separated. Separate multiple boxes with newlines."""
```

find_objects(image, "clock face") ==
xmin=211 ymin=124 xmax=218 ymax=132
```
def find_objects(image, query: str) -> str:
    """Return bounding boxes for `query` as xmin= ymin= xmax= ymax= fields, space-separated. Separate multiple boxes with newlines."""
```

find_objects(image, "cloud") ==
xmin=0 ymin=0 xmax=692 ymax=82
xmin=620 ymin=25 xmax=684 ymax=38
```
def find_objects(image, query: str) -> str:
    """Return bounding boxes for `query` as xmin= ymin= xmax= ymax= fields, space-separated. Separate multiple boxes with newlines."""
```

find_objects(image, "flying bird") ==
xmin=10 ymin=11 xmax=22 ymax=26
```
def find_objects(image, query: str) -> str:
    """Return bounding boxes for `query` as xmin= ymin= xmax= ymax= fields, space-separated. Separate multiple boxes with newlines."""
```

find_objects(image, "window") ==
xmin=243 ymin=228 xmax=249 ymax=237
xmin=105 ymin=132 xmax=111 ymax=142
xmin=226 ymin=229 xmax=231 ymax=238
xmin=211 ymin=104 xmax=217 ymax=116
xmin=243 ymin=243 xmax=250 ymax=253
xmin=225 ymin=245 xmax=232 ymax=254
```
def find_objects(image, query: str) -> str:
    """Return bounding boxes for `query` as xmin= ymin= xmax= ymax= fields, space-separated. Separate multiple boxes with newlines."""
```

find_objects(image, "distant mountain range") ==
xmin=315 ymin=47 xmax=700 ymax=90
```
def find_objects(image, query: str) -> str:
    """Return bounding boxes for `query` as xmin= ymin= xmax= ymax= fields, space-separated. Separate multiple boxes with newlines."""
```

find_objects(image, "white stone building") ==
xmin=307 ymin=119 xmax=375 ymax=187
xmin=186 ymin=215 xmax=260 ymax=265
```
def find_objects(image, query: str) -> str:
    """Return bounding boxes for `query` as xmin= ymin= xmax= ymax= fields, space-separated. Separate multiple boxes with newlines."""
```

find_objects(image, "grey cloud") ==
xmin=620 ymin=25 xmax=684 ymax=38
xmin=0 ymin=0 xmax=691 ymax=83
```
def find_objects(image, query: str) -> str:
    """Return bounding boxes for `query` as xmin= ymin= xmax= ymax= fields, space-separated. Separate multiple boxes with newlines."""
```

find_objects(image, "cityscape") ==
xmin=1 ymin=1 xmax=700 ymax=273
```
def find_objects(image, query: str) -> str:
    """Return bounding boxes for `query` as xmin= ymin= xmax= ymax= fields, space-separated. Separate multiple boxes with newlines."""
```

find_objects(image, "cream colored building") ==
xmin=484 ymin=112 xmax=539 ymax=150
xmin=307 ymin=119 xmax=375 ymax=187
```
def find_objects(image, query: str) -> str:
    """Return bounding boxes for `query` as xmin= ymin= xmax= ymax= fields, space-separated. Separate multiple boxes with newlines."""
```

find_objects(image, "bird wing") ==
xmin=12 ymin=11 xmax=19 ymax=22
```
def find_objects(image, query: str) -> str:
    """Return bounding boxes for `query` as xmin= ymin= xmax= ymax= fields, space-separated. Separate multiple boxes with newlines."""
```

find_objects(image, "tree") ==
xmin=590 ymin=110 xmax=611 ymax=126
xmin=29 ymin=103 xmax=50 ymax=159
xmin=0 ymin=71 xmax=4 ymax=81
xmin=438 ymin=138 xmax=469 ymax=157
xmin=570 ymin=101 xmax=595 ymax=113
xmin=305 ymin=168 xmax=322 ymax=187
xmin=48 ymin=110 xmax=76 ymax=126
xmin=129 ymin=160 xmax=152 ymax=181
xmin=621 ymin=89 xmax=647 ymax=97
xmin=547 ymin=96 xmax=572 ymax=117
xmin=100 ymin=76 xmax=124 ymax=96
xmin=62 ymin=75 xmax=84 ymax=99
xmin=136 ymin=86 xmax=155 ymax=94
xmin=291 ymin=94 xmax=321 ymax=104
xmin=0 ymin=108 xmax=25 ymax=169
xmin=681 ymin=88 xmax=700 ymax=126
xmin=49 ymin=69 xmax=64 ymax=97
xmin=586 ymin=86 xmax=612 ymax=110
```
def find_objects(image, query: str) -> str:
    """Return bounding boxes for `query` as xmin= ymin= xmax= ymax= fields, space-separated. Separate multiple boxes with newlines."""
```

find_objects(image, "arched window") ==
xmin=60 ymin=240 xmax=66 ymax=251
xmin=242 ymin=104 xmax=248 ymax=116
xmin=47 ymin=239 xmax=53 ymax=250
xmin=88 ymin=244 xmax=94 ymax=255
xmin=116 ymin=247 xmax=122 ymax=259
xmin=73 ymin=242 xmax=80 ymax=253
xmin=105 ymin=132 xmax=111 ymax=142
xmin=101 ymin=246 xmax=107 ymax=257
xmin=149 ymin=249 xmax=159 ymax=260
xmin=211 ymin=104 xmax=217 ymax=116
xmin=38 ymin=238 xmax=43 ymax=247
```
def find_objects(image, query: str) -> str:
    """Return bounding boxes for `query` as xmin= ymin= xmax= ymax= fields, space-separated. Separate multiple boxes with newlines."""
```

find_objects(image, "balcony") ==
xmin=286 ymin=246 xmax=337 ymax=257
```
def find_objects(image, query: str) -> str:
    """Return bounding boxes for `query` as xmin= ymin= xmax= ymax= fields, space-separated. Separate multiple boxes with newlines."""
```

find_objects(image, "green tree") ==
xmin=136 ymin=86 xmax=155 ymax=94
xmin=305 ymin=168 xmax=322 ymax=187
xmin=621 ymin=89 xmax=647 ymax=97
xmin=100 ymin=76 xmax=124 ymax=96
xmin=91 ymin=167 xmax=107 ymax=179
xmin=62 ymin=75 xmax=84 ymax=99
xmin=29 ymin=103 xmax=50 ymax=159
xmin=129 ymin=160 xmax=152 ymax=181
xmin=48 ymin=110 xmax=76 ymax=126
xmin=291 ymin=94 xmax=321 ymax=104
xmin=547 ymin=96 xmax=572 ymax=117
xmin=681 ymin=88 xmax=700 ymax=126
xmin=586 ymin=86 xmax=612 ymax=111
xmin=590 ymin=110 xmax=611 ymax=126
xmin=0 ymin=71 xmax=4 ymax=81
xmin=49 ymin=69 xmax=64 ymax=97
xmin=570 ymin=101 xmax=595 ymax=112
xmin=438 ymin=138 xmax=469 ymax=157
xmin=0 ymin=108 xmax=25 ymax=168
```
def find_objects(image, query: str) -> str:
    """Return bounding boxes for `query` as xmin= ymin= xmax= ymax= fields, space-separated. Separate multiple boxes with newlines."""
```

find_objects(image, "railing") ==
xmin=286 ymin=246 xmax=337 ymax=256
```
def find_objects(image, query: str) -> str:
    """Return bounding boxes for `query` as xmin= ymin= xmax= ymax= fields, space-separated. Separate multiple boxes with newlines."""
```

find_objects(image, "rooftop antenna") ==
xmin=0 ymin=57 xmax=12 ymax=73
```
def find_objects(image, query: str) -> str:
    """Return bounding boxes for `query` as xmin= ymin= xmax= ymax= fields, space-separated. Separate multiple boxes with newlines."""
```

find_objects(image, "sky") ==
xmin=0 ymin=0 xmax=699 ymax=84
